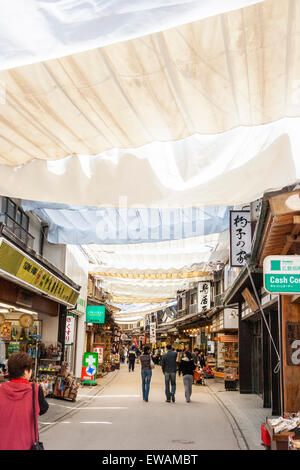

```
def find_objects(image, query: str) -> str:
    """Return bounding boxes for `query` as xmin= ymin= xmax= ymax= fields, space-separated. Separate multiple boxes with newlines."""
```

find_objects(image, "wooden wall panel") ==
xmin=281 ymin=295 xmax=300 ymax=412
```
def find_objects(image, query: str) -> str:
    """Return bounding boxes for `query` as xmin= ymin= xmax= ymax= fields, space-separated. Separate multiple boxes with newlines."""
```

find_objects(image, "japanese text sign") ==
xmin=230 ymin=211 xmax=251 ymax=267
xmin=198 ymin=281 xmax=211 ymax=314
xmin=65 ymin=314 xmax=75 ymax=346
xmin=150 ymin=322 xmax=156 ymax=344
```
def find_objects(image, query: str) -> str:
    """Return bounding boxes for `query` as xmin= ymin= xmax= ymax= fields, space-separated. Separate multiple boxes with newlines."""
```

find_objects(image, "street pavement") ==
xmin=39 ymin=363 xmax=268 ymax=450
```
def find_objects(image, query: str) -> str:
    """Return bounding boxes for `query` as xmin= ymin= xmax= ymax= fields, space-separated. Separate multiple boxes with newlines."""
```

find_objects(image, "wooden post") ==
xmin=238 ymin=302 xmax=253 ymax=393
xmin=281 ymin=295 xmax=300 ymax=412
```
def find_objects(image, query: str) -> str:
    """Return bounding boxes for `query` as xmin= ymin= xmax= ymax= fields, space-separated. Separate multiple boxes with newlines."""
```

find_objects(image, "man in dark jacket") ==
xmin=161 ymin=344 xmax=177 ymax=403
xmin=128 ymin=346 xmax=137 ymax=372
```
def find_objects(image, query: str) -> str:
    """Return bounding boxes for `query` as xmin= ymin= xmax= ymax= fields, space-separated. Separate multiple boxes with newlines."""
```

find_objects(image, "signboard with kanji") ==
xmin=65 ymin=314 xmax=75 ymax=346
xmin=197 ymin=281 xmax=211 ymax=314
xmin=229 ymin=211 xmax=251 ymax=267
xmin=0 ymin=238 xmax=79 ymax=306
xmin=263 ymin=256 xmax=300 ymax=294
xmin=150 ymin=322 xmax=156 ymax=344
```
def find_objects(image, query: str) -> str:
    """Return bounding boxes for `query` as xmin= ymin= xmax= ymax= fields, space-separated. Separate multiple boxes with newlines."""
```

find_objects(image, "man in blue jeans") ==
xmin=161 ymin=344 xmax=177 ymax=403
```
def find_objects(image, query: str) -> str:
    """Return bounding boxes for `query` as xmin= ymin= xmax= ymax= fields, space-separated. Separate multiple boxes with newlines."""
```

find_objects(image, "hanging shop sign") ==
xmin=150 ymin=322 xmax=156 ymax=344
xmin=197 ymin=281 xmax=211 ymax=313
xmin=263 ymin=256 xmax=300 ymax=294
xmin=65 ymin=314 xmax=75 ymax=346
xmin=229 ymin=211 xmax=251 ymax=267
xmin=81 ymin=352 xmax=98 ymax=382
xmin=86 ymin=305 xmax=105 ymax=323
xmin=0 ymin=238 xmax=79 ymax=306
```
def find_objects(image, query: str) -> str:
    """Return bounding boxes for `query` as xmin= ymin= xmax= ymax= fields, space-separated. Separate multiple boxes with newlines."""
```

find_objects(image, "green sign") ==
xmin=263 ymin=256 xmax=300 ymax=294
xmin=86 ymin=305 xmax=105 ymax=323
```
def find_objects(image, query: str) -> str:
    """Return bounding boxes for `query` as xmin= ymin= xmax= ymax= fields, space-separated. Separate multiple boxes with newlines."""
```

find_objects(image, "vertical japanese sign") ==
xmin=150 ymin=322 xmax=156 ymax=344
xmin=198 ymin=281 xmax=211 ymax=314
xmin=65 ymin=314 xmax=75 ymax=346
xmin=93 ymin=346 xmax=104 ymax=364
xmin=230 ymin=210 xmax=251 ymax=267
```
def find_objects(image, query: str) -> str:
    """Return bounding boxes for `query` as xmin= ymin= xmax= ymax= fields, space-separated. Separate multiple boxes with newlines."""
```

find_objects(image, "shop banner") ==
xmin=65 ymin=314 xmax=75 ymax=346
xmin=93 ymin=345 xmax=104 ymax=364
xmin=86 ymin=305 xmax=105 ymax=323
xmin=0 ymin=238 xmax=79 ymax=306
xmin=197 ymin=281 xmax=211 ymax=314
xmin=150 ymin=322 xmax=156 ymax=344
xmin=229 ymin=211 xmax=251 ymax=267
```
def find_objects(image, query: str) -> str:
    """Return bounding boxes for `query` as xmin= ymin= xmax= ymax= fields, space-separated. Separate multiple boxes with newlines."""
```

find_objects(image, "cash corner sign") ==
xmin=263 ymin=255 xmax=300 ymax=294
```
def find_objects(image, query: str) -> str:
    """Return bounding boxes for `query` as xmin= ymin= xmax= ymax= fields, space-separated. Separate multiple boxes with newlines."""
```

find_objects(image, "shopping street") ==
xmin=39 ymin=364 xmax=268 ymax=451
xmin=1 ymin=0 xmax=300 ymax=456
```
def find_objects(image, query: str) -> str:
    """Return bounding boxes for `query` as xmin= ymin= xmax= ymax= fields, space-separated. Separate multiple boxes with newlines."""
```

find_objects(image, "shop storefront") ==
xmin=85 ymin=302 xmax=120 ymax=378
xmin=0 ymin=237 xmax=80 ymax=398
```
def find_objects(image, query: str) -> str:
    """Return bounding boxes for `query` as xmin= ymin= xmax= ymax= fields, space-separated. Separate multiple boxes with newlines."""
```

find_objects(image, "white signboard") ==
xmin=150 ymin=322 xmax=156 ymax=344
xmin=65 ymin=314 xmax=75 ymax=346
xmin=224 ymin=308 xmax=238 ymax=329
xmin=198 ymin=281 xmax=211 ymax=313
xmin=230 ymin=210 xmax=251 ymax=267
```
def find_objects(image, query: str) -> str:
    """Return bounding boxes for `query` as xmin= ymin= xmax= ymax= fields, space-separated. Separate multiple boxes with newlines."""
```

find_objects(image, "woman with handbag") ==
xmin=140 ymin=345 xmax=154 ymax=402
xmin=0 ymin=352 xmax=49 ymax=450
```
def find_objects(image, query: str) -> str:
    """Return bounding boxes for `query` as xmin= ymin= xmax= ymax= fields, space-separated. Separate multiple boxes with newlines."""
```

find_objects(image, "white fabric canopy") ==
xmin=0 ymin=118 xmax=298 ymax=207
xmin=0 ymin=1 xmax=263 ymax=70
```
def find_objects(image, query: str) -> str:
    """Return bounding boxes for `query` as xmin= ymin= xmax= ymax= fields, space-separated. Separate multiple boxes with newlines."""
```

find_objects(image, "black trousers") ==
xmin=129 ymin=360 xmax=135 ymax=371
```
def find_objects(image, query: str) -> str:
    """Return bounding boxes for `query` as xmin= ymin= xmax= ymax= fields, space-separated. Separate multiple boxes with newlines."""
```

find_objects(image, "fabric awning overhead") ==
xmin=0 ymin=0 xmax=299 ymax=208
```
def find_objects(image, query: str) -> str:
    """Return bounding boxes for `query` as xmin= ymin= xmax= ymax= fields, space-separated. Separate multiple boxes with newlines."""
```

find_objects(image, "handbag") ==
xmin=150 ymin=355 xmax=155 ymax=370
xmin=31 ymin=384 xmax=44 ymax=450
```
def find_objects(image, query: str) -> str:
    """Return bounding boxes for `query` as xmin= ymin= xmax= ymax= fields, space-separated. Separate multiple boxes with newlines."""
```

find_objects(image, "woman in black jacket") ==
xmin=179 ymin=351 xmax=196 ymax=403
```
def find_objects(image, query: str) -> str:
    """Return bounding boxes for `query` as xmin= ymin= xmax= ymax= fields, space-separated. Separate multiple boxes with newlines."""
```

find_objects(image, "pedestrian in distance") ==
xmin=128 ymin=346 xmax=137 ymax=372
xmin=140 ymin=345 xmax=154 ymax=402
xmin=179 ymin=350 xmax=196 ymax=403
xmin=161 ymin=344 xmax=177 ymax=403
xmin=199 ymin=351 xmax=206 ymax=368
xmin=0 ymin=352 xmax=49 ymax=450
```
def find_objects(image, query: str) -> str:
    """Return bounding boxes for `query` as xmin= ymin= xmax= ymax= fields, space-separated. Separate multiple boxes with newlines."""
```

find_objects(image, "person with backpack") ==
xmin=128 ymin=346 xmax=137 ymax=372
xmin=179 ymin=350 xmax=196 ymax=403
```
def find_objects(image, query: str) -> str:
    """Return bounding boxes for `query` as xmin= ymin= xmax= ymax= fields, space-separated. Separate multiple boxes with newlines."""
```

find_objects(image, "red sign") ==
xmin=81 ymin=366 xmax=94 ymax=381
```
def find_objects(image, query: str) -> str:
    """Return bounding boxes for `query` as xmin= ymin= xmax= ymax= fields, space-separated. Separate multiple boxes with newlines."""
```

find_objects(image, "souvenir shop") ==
xmin=85 ymin=302 xmax=121 ymax=378
xmin=0 ymin=237 xmax=80 ymax=401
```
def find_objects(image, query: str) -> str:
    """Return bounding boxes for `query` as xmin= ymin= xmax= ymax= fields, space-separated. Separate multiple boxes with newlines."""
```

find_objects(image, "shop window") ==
xmin=3 ymin=197 xmax=33 ymax=247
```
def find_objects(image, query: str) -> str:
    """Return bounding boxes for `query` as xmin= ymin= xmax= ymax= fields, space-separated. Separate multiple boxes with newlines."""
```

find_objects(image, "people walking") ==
xmin=161 ymin=344 xmax=177 ymax=403
xmin=128 ymin=346 xmax=137 ymax=372
xmin=179 ymin=351 xmax=196 ymax=403
xmin=199 ymin=351 xmax=206 ymax=368
xmin=0 ymin=352 xmax=49 ymax=450
xmin=140 ymin=346 xmax=153 ymax=402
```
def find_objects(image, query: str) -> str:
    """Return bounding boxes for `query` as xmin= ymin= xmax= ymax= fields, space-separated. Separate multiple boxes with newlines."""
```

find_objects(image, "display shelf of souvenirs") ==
xmin=265 ymin=414 xmax=300 ymax=450
xmin=111 ymin=353 xmax=120 ymax=370
xmin=51 ymin=362 xmax=79 ymax=402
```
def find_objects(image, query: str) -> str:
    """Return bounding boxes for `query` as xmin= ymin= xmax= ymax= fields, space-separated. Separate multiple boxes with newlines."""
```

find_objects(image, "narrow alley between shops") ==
xmin=39 ymin=363 xmax=266 ymax=451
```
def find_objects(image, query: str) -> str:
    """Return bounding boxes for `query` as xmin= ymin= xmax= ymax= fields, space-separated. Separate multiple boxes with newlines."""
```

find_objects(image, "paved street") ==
xmin=39 ymin=364 xmax=260 ymax=450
